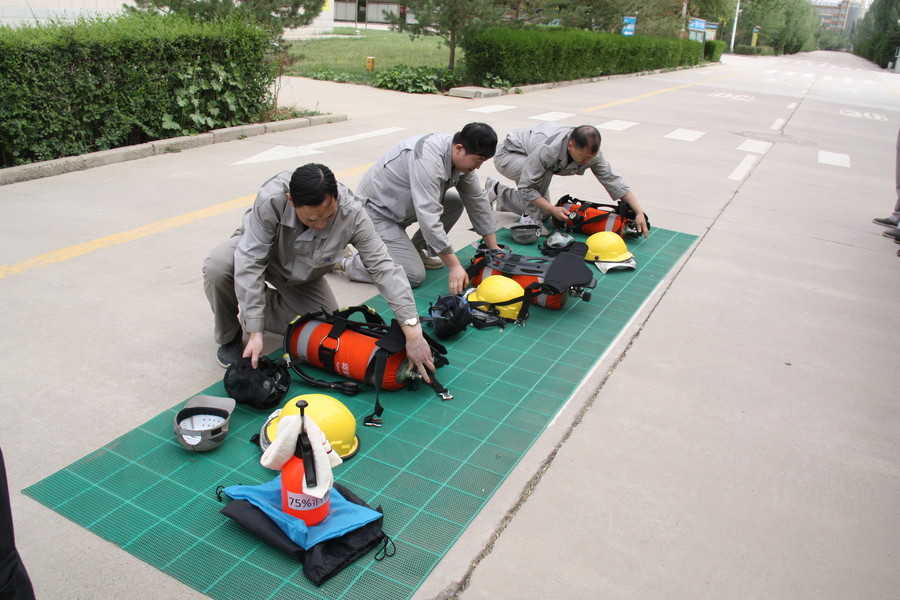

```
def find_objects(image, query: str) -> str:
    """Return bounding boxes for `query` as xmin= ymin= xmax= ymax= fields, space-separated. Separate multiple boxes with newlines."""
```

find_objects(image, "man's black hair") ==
xmin=289 ymin=163 xmax=338 ymax=207
xmin=571 ymin=125 xmax=602 ymax=154
xmin=452 ymin=122 xmax=498 ymax=158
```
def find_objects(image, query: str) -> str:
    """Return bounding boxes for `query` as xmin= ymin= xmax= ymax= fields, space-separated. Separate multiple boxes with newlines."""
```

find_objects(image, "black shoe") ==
xmin=216 ymin=332 xmax=244 ymax=368
xmin=873 ymin=217 xmax=898 ymax=227
xmin=882 ymin=228 xmax=900 ymax=239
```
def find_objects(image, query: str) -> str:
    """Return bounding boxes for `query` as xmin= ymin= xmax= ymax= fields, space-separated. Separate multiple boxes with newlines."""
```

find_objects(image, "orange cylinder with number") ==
xmin=287 ymin=318 xmax=408 ymax=390
xmin=281 ymin=455 xmax=330 ymax=526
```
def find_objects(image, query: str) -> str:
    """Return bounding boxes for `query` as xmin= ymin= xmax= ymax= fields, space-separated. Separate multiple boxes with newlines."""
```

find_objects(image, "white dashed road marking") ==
xmin=664 ymin=129 xmax=705 ymax=141
xmin=529 ymin=112 xmax=575 ymax=121
xmin=818 ymin=151 xmax=851 ymax=168
xmin=597 ymin=120 xmax=639 ymax=131
xmin=233 ymin=127 xmax=406 ymax=165
xmin=738 ymin=140 xmax=773 ymax=154
xmin=468 ymin=105 xmax=517 ymax=113
xmin=729 ymin=155 xmax=759 ymax=181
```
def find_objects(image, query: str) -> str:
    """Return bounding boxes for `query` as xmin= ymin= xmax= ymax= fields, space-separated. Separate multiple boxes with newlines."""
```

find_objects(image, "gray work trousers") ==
xmin=344 ymin=189 xmax=464 ymax=288
xmin=202 ymin=235 xmax=337 ymax=344
xmin=492 ymin=146 xmax=554 ymax=221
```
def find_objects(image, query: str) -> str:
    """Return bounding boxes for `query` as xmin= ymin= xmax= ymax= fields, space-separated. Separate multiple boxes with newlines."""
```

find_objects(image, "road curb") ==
xmin=448 ymin=62 xmax=721 ymax=98
xmin=0 ymin=114 xmax=348 ymax=186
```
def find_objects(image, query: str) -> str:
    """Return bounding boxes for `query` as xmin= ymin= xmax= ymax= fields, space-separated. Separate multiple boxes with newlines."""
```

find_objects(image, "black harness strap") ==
xmin=364 ymin=321 xmax=452 ymax=427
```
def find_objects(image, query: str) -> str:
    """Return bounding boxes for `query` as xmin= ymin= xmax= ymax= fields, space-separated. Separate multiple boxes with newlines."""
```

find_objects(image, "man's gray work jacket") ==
xmin=356 ymin=133 xmax=497 ymax=256
xmin=233 ymin=170 xmax=418 ymax=333
xmin=501 ymin=122 xmax=630 ymax=204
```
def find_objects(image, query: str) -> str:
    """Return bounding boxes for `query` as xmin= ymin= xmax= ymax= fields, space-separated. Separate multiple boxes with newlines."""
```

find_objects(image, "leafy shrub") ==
xmin=434 ymin=68 xmax=464 ymax=92
xmin=0 ymin=12 xmax=277 ymax=168
xmin=373 ymin=65 xmax=440 ymax=94
xmin=482 ymin=73 xmax=511 ymax=90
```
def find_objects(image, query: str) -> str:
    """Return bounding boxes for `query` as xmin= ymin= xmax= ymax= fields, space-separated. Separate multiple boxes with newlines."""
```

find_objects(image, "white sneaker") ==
xmin=420 ymin=249 xmax=444 ymax=270
xmin=518 ymin=213 xmax=547 ymax=235
xmin=484 ymin=177 xmax=499 ymax=210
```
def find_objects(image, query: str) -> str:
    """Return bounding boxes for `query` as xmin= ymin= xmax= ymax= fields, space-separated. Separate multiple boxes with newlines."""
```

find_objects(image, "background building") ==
xmin=811 ymin=0 xmax=865 ymax=35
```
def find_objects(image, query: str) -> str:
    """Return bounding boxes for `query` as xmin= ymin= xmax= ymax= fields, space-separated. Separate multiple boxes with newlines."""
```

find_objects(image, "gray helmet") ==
xmin=174 ymin=395 xmax=236 ymax=452
xmin=509 ymin=224 xmax=541 ymax=244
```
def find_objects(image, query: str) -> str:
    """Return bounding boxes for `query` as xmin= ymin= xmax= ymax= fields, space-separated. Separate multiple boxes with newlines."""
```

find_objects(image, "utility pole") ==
xmin=729 ymin=0 xmax=741 ymax=52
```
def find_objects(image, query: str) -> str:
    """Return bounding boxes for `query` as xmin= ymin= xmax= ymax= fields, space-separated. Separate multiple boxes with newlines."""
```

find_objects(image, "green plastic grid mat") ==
xmin=24 ymin=228 xmax=696 ymax=600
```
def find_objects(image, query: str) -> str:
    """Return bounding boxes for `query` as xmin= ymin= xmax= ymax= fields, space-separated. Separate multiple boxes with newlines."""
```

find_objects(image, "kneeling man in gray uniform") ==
xmin=203 ymin=163 xmax=433 ymax=376
xmin=341 ymin=122 xmax=501 ymax=295
xmin=487 ymin=123 xmax=649 ymax=236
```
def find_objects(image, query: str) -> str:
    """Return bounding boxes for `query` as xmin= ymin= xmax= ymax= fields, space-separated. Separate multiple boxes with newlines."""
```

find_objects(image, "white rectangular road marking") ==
xmin=598 ymin=120 xmax=639 ymax=131
xmin=664 ymin=129 xmax=705 ymax=142
xmin=529 ymin=112 xmax=575 ymax=121
xmin=787 ymin=103 xmax=798 ymax=109
xmin=770 ymin=118 xmax=785 ymax=130
xmin=233 ymin=127 xmax=406 ymax=165
xmin=818 ymin=151 xmax=851 ymax=168
xmin=468 ymin=105 xmax=517 ymax=113
xmin=737 ymin=139 xmax=772 ymax=154
xmin=729 ymin=155 xmax=759 ymax=181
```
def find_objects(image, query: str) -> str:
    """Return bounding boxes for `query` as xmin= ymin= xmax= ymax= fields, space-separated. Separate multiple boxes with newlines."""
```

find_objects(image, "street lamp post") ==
xmin=729 ymin=0 xmax=741 ymax=52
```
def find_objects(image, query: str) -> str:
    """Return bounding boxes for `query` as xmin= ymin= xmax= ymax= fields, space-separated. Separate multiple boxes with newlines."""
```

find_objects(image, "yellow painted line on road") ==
xmin=583 ymin=69 xmax=759 ymax=111
xmin=0 ymin=164 xmax=373 ymax=280
xmin=881 ymin=79 xmax=900 ymax=97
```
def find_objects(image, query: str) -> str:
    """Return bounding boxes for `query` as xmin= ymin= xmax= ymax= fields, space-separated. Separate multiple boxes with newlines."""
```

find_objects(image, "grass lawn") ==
xmin=284 ymin=27 xmax=459 ymax=84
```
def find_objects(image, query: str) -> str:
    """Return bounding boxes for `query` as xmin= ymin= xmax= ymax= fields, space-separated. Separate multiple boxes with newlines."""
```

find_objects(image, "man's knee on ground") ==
xmin=407 ymin=266 xmax=427 ymax=289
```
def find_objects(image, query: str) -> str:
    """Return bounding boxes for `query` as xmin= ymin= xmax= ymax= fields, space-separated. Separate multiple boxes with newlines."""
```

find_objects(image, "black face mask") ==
xmin=224 ymin=356 xmax=291 ymax=410
xmin=427 ymin=294 xmax=473 ymax=339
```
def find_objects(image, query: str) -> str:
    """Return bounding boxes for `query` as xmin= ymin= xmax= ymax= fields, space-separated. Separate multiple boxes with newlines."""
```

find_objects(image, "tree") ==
xmin=817 ymin=28 xmax=848 ymax=51
xmin=125 ymin=0 xmax=325 ymax=33
xmin=852 ymin=0 xmax=900 ymax=67
xmin=556 ymin=0 xmax=684 ymax=37
xmin=736 ymin=0 xmax=816 ymax=53
xmin=689 ymin=0 xmax=740 ymax=43
xmin=384 ymin=0 xmax=506 ymax=69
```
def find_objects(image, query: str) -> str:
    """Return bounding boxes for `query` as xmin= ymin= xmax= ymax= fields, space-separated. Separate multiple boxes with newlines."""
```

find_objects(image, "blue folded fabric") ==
xmin=223 ymin=476 xmax=382 ymax=550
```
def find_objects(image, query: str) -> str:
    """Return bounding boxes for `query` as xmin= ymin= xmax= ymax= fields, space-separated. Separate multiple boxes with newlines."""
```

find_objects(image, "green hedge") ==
xmin=704 ymin=40 xmax=727 ymax=62
xmin=734 ymin=44 xmax=776 ymax=55
xmin=0 ymin=13 xmax=277 ymax=168
xmin=462 ymin=28 xmax=703 ymax=86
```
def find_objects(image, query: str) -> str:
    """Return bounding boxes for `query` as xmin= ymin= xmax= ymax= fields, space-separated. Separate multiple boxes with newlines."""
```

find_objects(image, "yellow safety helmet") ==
xmin=585 ymin=231 xmax=633 ymax=263
xmin=466 ymin=275 xmax=525 ymax=320
xmin=260 ymin=393 xmax=360 ymax=459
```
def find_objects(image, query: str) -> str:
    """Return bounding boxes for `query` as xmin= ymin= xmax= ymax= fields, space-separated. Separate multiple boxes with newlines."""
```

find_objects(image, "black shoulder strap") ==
xmin=364 ymin=321 xmax=452 ymax=427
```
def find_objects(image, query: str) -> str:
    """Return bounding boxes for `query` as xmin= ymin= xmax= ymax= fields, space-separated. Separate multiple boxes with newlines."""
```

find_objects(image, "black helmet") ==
xmin=426 ymin=294 xmax=472 ymax=339
xmin=223 ymin=356 xmax=291 ymax=410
